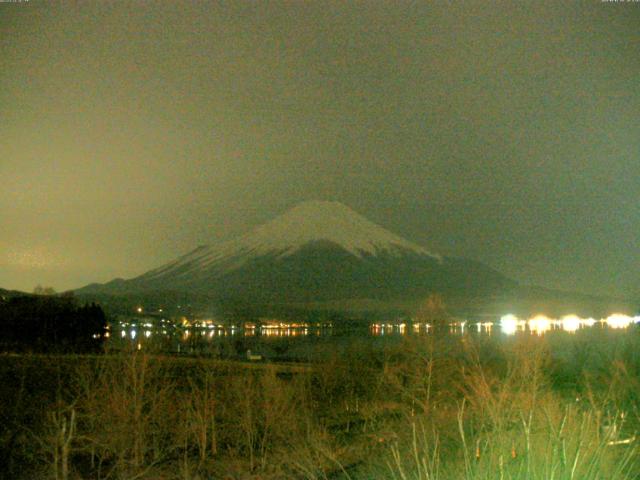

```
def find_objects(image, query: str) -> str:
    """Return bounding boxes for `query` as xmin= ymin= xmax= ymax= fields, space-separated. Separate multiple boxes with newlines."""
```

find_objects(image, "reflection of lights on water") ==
xmin=500 ymin=314 xmax=521 ymax=335
xmin=498 ymin=313 xmax=639 ymax=336
xmin=529 ymin=315 xmax=552 ymax=335
xmin=560 ymin=315 xmax=581 ymax=333
xmin=109 ymin=311 xmax=640 ymax=345
xmin=482 ymin=322 xmax=493 ymax=333
xmin=372 ymin=322 xmax=428 ymax=336
xmin=258 ymin=325 xmax=315 ymax=337
xmin=605 ymin=314 xmax=634 ymax=329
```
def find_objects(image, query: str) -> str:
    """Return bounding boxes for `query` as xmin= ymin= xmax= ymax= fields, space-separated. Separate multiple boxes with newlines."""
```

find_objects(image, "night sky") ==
xmin=1 ymin=1 xmax=639 ymax=297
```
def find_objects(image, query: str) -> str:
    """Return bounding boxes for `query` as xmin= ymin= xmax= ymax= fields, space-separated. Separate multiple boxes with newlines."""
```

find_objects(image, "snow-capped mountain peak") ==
xmin=142 ymin=201 xmax=439 ymax=280
xmin=77 ymin=200 xmax=514 ymax=302
xmin=245 ymin=200 xmax=436 ymax=258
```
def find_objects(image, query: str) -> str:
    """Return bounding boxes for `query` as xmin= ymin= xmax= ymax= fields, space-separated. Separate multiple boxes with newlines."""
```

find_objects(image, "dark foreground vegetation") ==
xmin=1 ymin=328 xmax=639 ymax=479
xmin=0 ymin=295 xmax=106 ymax=353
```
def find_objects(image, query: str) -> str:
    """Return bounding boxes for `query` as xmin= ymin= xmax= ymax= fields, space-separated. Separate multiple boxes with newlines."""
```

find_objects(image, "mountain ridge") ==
xmin=76 ymin=201 xmax=513 ymax=303
xmin=140 ymin=201 xmax=440 ymax=283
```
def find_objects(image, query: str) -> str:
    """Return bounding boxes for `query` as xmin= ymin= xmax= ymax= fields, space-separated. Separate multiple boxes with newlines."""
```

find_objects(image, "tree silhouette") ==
xmin=33 ymin=285 xmax=57 ymax=296
xmin=414 ymin=293 xmax=449 ymax=331
xmin=0 ymin=296 xmax=106 ymax=353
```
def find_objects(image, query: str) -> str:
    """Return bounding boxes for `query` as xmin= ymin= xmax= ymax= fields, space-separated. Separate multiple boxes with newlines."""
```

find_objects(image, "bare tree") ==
xmin=33 ymin=285 xmax=56 ymax=296
xmin=414 ymin=293 xmax=449 ymax=331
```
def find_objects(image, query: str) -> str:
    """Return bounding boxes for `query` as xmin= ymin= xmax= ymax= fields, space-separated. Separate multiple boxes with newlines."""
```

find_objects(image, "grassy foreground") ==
xmin=1 ymin=327 xmax=639 ymax=479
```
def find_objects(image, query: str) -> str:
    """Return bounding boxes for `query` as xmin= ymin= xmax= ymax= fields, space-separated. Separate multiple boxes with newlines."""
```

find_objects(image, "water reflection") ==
xmin=109 ymin=312 xmax=640 ymax=354
xmin=498 ymin=313 xmax=640 ymax=336
xmin=115 ymin=323 xmax=336 ymax=341
xmin=560 ymin=315 xmax=580 ymax=333
xmin=606 ymin=314 xmax=637 ymax=329
xmin=529 ymin=315 xmax=553 ymax=335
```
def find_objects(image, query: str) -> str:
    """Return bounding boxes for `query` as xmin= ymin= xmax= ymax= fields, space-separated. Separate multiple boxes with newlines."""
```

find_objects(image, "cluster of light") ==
xmin=530 ymin=315 xmax=553 ymax=335
xmin=500 ymin=314 xmax=525 ymax=335
xmin=475 ymin=322 xmax=494 ymax=333
xmin=191 ymin=319 xmax=226 ymax=329
xmin=183 ymin=328 xmax=229 ymax=338
xmin=371 ymin=323 xmax=409 ymax=336
xmin=409 ymin=322 xmax=430 ymax=332
xmin=261 ymin=327 xmax=309 ymax=337
xmin=604 ymin=314 xmax=638 ymax=329
xmin=109 ymin=311 xmax=639 ymax=345
xmin=498 ymin=313 xmax=640 ymax=336
xmin=560 ymin=315 xmax=581 ymax=333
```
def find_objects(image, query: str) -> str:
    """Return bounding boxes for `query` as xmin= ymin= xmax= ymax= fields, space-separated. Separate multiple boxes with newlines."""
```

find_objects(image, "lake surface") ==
xmin=106 ymin=313 xmax=640 ymax=360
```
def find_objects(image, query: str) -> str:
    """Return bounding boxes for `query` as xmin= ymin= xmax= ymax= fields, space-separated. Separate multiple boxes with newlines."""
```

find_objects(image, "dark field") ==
xmin=2 ymin=327 xmax=640 ymax=479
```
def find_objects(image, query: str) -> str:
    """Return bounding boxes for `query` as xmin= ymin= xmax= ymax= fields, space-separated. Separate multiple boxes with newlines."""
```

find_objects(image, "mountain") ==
xmin=76 ymin=201 xmax=514 ymax=305
xmin=0 ymin=288 xmax=31 ymax=301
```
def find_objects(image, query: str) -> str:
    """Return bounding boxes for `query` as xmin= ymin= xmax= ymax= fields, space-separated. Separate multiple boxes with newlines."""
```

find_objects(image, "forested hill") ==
xmin=0 ymin=294 xmax=107 ymax=353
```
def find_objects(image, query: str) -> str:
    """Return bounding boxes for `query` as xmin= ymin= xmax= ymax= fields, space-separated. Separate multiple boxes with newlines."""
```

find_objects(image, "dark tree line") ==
xmin=0 ymin=295 xmax=107 ymax=353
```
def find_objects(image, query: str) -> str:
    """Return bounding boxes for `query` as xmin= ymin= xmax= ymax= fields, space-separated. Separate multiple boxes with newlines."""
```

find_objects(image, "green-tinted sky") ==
xmin=1 ymin=1 xmax=638 ymax=297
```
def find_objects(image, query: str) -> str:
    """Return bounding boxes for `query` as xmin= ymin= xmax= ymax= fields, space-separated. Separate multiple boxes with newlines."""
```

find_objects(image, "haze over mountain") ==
xmin=77 ymin=201 xmax=513 ymax=304
xmin=2 ymin=3 xmax=638 ymax=296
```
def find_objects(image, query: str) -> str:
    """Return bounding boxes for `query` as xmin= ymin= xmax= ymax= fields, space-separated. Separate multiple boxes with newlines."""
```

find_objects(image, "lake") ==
xmin=106 ymin=312 xmax=640 ymax=360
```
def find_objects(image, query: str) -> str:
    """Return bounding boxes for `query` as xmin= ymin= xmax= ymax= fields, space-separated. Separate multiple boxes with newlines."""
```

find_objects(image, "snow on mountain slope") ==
xmin=141 ymin=201 xmax=440 ymax=281
xmin=75 ymin=200 xmax=516 ymax=302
